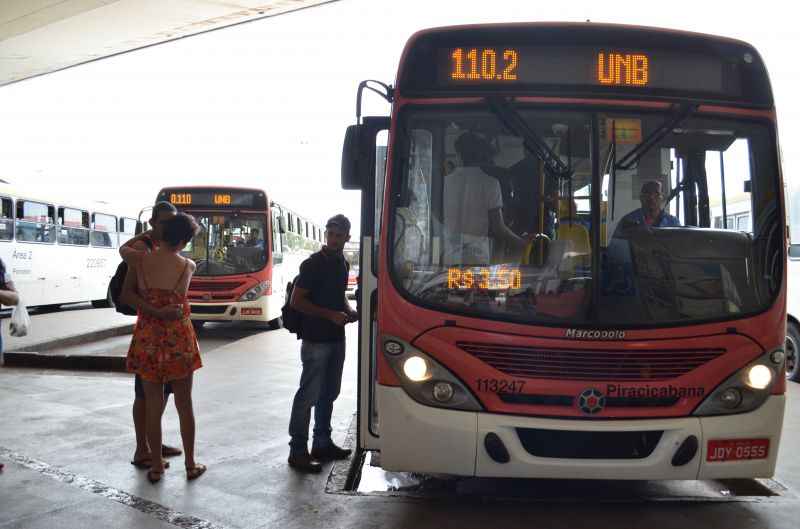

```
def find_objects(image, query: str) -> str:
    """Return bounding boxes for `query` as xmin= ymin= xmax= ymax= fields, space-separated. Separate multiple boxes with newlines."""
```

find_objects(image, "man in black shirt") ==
xmin=287 ymin=214 xmax=358 ymax=472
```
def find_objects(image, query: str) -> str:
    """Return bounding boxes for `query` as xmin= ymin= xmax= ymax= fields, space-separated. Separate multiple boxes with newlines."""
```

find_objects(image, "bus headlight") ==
xmin=719 ymin=388 xmax=743 ymax=408
xmin=693 ymin=350 xmax=779 ymax=416
xmin=239 ymin=281 xmax=270 ymax=301
xmin=403 ymin=356 xmax=430 ymax=382
xmin=382 ymin=336 xmax=483 ymax=412
xmin=433 ymin=382 xmax=455 ymax=402
xmin=745 ymin=365 xmax=772 ymax=390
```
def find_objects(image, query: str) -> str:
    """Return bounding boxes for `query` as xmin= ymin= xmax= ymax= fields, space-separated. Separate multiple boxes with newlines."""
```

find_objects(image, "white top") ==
xmin=442 ymin=166 xmax=503 ymax=265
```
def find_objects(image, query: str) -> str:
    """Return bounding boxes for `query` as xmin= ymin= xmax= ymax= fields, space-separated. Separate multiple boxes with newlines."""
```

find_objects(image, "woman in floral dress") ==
xmin=122 ymin=213 xmax=205 ymax=483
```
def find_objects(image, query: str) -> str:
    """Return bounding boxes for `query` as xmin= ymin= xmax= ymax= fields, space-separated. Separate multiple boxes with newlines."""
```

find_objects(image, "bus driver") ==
xmin=612 ymin=180 xmax=681 ymax=239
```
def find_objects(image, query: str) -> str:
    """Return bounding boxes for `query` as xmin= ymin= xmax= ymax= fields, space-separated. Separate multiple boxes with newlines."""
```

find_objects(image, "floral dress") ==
xmin=126 ymin=261 xmax=202 ymax=383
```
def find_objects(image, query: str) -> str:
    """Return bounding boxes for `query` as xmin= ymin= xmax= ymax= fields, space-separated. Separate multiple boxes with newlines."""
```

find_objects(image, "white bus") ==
xmin=0 ymin=182 xmax=138 ymax=309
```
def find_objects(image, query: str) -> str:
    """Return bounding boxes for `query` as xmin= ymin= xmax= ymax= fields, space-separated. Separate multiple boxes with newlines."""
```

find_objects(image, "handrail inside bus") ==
xmin=486 ymin=96 xmax=573 ymax=181
xmin=615 ymin=104 xmax=696 ymax=170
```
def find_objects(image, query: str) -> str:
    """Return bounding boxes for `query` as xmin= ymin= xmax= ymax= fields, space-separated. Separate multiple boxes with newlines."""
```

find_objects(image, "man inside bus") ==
xmin=442 ymin=131 xmax=532 ymax=265
xmin=612 ymin=180 xmax=681 ymax=239
xmin=119 ymin=201 xmax=185 ymax=468
xmin=245 ymin=228 xmax=264 ymax=248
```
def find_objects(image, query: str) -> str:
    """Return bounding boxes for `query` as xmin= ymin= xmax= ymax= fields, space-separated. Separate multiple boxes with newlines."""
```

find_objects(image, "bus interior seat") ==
xmin=556 ymin=199 xmax=591 ymax=276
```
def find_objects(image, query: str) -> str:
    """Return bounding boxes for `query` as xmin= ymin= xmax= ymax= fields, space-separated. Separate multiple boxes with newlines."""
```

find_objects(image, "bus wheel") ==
xmin=192 ymin=320 xmax=205 ymax=331
xmin=268 ymin=317 xmax=283 ymax=330
xmin=92 ymin=287 xmax=114 ymax=308
xmin=786 ymin=321 xmax=800 ymax=382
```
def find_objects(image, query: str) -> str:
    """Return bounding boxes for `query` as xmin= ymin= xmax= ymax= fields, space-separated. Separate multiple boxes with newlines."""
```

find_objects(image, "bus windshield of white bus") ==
xmin=391 ymin=105 xmax=781 ymax=326
xmin=183 ymin=214 xmax=267 ymax=276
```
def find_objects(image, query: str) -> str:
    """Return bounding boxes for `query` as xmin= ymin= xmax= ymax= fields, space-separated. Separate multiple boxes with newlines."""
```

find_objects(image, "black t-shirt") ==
xmin=296 ymin=249 xmax=349 ymax=342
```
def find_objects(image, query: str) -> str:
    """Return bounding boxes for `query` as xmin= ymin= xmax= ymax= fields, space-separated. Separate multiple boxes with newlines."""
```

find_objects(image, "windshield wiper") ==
xmin=615 ymin=104 xmax=696 ymax=170
xmin=487 ymin=96 xmax=573 ymax=180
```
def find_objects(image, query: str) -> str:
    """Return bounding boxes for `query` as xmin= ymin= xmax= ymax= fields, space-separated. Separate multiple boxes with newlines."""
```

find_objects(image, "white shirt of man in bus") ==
xmin=442 ymin=132 xmax=531 ymax=265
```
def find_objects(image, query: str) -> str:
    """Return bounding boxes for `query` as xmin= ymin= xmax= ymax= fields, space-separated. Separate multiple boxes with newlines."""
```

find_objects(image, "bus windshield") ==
xmin=391 ymin=105 xmax=781 ymax=326
xmin=183 ymin=213 xmax=268 ymax=276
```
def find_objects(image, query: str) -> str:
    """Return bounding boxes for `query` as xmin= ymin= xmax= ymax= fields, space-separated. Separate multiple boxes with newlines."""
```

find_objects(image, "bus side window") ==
xmin=16 ymin=200 xmax=56 ymax=244
xmin=91 ymin=213 xmax=117 ymax=248
xmin=0 ymin=197 xmax=13 ymax=241
xmin=58 ymin=207 xmax=90 ymax=246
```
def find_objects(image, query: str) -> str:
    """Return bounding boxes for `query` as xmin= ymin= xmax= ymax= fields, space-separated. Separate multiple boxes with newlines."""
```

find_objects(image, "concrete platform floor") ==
xmin=1 ymin=319 xmax=800 ymax=529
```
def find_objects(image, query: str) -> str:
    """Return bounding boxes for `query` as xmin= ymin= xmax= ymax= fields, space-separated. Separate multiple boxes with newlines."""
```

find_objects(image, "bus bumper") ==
xmin=189 ymin=295 xmax=280 ymax=322
xmin=378 ymin=386 xmax=784 ymax=479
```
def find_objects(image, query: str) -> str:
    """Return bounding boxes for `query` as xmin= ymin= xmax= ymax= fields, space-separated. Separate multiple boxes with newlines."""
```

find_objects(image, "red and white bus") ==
xmin=156 ymin=186 xmax=323 ymax=329
xmin=343 ymin=23 xmax=788 ymax=480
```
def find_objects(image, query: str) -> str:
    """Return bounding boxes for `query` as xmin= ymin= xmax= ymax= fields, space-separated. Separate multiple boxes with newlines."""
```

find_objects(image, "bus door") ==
xmin=270 ymin=204 xmax=288 ymax=304
xmin=343 ymin=116 xmax=389 ymax=451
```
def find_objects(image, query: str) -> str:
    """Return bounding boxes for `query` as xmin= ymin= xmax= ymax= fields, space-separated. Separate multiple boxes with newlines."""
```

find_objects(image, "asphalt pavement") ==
xmin=1 ymin=308 xmax=800 ymax=529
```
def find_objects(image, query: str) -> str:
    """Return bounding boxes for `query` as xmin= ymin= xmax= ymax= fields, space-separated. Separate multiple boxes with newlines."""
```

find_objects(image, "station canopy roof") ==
xmin=0 ymin=0 xmax=336 ymax=88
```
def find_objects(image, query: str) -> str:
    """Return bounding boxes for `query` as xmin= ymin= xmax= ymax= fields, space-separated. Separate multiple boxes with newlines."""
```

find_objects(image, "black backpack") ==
xmin=109 ymin=237 xmax=154 ymax=315
xmin=281 ymin=276 xmax=303 ymax=338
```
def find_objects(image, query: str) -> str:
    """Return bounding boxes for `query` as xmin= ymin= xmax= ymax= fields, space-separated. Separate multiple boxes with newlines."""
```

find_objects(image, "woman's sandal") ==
xmin=147 ymin=469 xmax=164 ymax=483
xmin=162 ymin=445 xmax=183 ymax=457
xmin=186 ymin=464 xmax=207 ymax=481
xmin=131 ymin=459 xmax=170 ymax=470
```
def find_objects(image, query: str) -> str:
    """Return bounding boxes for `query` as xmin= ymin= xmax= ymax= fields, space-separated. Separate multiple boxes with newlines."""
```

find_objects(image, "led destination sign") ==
xmin=160 ymin=189 xmax=266 ymax=209
xmin=448 ymin=266 xmax=522 ymax=291
xmin=440 ymin=46 xmax=724 ymax=94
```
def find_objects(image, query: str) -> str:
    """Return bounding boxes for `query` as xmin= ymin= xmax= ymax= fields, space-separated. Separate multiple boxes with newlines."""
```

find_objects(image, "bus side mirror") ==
xmin=278 ymin=216 xmax=286 ymax=234
xmin=342 ymin=125 xmax=364 ymax=190
xmin=342 ymin=117 xmax=390 ymax=191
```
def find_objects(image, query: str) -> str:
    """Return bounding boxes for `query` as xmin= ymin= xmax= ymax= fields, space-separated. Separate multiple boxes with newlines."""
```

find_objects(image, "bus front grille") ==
xmin=190 ymin=305 xmax=229 ymax=315
xmin=189 ymin=281 xmax=245 ymax=292
xmin=515 ymin=428 xmax=663 ymax=459
xmin=459 ymin=342 xmax=723 ymax=381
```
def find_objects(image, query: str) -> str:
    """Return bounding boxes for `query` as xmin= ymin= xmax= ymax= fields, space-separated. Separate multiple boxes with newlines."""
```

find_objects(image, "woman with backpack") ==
xmin=121 ymin=212 xmax=206 ymax=483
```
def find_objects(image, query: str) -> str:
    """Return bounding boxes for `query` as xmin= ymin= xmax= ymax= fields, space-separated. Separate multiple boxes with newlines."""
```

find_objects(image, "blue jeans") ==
xmin=288 ymin=340 xmax=346 ymax=454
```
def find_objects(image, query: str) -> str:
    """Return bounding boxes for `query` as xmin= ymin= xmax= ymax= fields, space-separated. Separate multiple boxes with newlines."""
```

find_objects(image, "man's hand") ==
xmin=346 ymin=310 xmax=359 ymax=323
xmin=328 ymin=311 xmax=350 ymax=326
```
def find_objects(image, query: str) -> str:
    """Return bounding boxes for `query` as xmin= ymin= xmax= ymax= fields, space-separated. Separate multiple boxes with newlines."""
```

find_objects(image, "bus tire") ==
xmin=786 ymin=321 xmax=800 ymax=382
xmin=268 ymin=317 xmax=283 ymax=330
xmin=192 ymin=320 xmax=205 ymax=331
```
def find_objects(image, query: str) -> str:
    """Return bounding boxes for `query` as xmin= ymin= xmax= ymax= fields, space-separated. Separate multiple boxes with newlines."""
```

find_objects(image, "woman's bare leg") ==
xmin=170 ymin=374 xmax=198 ymax=470
xmin=142 ymin=380 xmax=165 ymax=475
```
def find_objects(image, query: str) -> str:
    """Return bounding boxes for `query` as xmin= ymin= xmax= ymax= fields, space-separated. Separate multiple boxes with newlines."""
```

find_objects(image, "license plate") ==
xmin=241 ymin=308 xmax=262 ymax=316
xmin=707 ymin=439 xmax=769 ymax=462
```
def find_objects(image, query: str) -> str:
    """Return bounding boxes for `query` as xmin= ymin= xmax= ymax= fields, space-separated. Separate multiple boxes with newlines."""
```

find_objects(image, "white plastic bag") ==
xmin=9 ymin=301 xmax=30 ymax=337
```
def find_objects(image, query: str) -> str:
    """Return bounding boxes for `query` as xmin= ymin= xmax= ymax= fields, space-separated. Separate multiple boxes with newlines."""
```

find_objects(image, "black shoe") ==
xmin=311 ymin=443 xmax=352 ymax=462
xmin=287 ymin=452 xmax=322 ymax=473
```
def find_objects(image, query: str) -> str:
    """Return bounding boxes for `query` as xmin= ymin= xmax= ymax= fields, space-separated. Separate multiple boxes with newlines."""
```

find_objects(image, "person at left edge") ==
xmin=0 ymin=256 xmax=20 ymax=474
